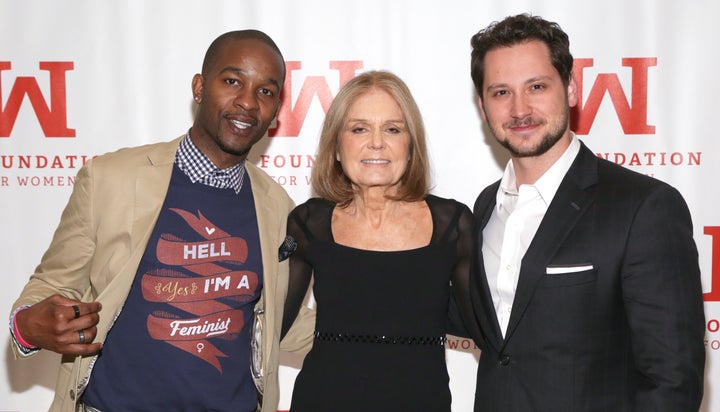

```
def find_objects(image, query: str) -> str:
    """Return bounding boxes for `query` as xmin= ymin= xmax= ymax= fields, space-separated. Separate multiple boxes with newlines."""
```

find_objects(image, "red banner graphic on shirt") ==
xmin=143 ymin=209 xmax=260 ymax=372
xmin=147 ymin=310 xmax=244 ymax=371
xmin=141 ymin=270 xmax=259 ymax=303
xmin=170 ymin=208 xmax=229 ymax=239
xmin=157 ymin=235 xmax=248 ymax=266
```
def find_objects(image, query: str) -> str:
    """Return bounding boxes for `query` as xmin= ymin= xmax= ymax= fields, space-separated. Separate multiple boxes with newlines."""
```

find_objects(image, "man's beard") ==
xmin=492 ymin=107 xmax=569 ymax=158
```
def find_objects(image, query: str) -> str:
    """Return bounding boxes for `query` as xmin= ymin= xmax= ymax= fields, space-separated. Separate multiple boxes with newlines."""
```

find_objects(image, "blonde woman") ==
xmin=281 ymin=71 xmax=475 ymax=411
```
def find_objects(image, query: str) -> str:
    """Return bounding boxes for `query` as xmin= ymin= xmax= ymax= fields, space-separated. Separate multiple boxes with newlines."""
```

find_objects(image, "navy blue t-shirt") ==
xmin=83 ymin=165 xmax=263 ymax=411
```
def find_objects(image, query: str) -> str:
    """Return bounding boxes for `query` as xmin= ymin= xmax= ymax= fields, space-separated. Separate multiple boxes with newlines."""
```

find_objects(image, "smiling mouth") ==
xmin=230 ymin=119 xmax=252 ymax=130
xmin=361 ymin=159 xmax=390 ymax=164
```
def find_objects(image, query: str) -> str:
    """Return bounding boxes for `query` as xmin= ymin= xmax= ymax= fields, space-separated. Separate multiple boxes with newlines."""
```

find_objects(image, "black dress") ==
xmin=281 ymin=195 xmax=474 ymax=412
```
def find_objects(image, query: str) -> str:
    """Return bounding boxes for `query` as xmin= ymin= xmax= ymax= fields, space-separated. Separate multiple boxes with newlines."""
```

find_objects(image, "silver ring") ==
xmin=78 ymin=330 xmax=86 ymax=344
xmin=72 ymin=305 xmax=81 ymax=319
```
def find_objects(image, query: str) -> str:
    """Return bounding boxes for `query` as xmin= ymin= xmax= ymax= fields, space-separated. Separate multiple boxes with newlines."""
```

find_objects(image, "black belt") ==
xmin=314 ymin=331 xmax=446 ymax=346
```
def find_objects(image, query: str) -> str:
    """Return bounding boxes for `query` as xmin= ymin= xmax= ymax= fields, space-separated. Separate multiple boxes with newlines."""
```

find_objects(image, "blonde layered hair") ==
xmin=311 ymin=70 xmax=430 ymax=206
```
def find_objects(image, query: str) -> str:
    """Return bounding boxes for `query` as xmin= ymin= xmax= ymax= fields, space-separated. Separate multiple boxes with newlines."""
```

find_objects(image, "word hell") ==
xmin=183 ymin=241 xmax=231 ymax=260
xmin=0 ymin=62 xmax=75 ymax=137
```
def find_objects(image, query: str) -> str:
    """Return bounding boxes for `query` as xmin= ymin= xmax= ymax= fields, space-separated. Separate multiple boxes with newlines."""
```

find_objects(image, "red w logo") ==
xmin=270 ymin=60 xmax=364 ymax=137
xmin=571 ymin=57 xmax=656 ymax=135
xmin=0 ymin=62 xmax=75 ymax=138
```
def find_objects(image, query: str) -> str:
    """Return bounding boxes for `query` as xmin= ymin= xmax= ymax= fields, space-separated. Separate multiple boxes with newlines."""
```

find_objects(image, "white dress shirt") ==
xmin=482 ymin=134 xmax=581 ymax=337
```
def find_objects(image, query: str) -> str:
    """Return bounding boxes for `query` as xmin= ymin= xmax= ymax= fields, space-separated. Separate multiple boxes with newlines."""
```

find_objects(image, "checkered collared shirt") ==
xmin=175 ymin=132 xmax=246 ymax=194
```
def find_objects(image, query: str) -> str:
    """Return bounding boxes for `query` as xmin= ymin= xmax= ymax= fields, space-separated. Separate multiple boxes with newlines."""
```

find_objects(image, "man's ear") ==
xmin=191 ymin=73 xmax=204 ymax=104
xmin=567 ymin=76 xmax=578 ymax=108
xmin=477 ymin=96 xmax=488 ymax=122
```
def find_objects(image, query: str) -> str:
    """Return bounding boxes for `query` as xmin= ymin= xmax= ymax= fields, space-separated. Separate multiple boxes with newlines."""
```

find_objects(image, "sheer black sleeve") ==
xmin=280 ymin=199 xmax=335 ymax=339
xmin=427 ymin=196 xmax=483 ymax=341
xmin=280 ymin=204 xmax=315 ymax=339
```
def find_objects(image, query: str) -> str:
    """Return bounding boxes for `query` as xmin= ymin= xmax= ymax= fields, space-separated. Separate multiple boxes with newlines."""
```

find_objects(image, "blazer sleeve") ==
xmin=10 ymin=161 xmax=97 ymax=358
xmin=12 ymin=162 xmax=97 ymax=308
xmin=622 ymin=183 xmax=705 ymax=410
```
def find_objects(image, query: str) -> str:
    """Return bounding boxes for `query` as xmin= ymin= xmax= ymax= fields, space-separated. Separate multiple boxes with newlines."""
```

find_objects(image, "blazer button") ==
xmin=500 ymin=355 xmax=510 ymax=366
xmin=69 ymin=389 xmax=76 ymax=400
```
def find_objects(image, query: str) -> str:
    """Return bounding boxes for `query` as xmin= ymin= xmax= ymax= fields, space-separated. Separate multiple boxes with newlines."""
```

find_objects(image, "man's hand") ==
xmin=15 ymin=294 xmax=103 ymax=356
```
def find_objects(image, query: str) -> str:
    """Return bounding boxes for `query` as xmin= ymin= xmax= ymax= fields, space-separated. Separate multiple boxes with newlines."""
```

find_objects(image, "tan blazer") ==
xmin=11 ymin=136 xmax=312 ymax=412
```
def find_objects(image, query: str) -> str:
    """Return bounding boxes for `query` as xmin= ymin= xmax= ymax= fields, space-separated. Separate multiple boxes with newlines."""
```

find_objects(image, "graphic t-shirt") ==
xmin=82 ymin=165 xmax=263 ymax=412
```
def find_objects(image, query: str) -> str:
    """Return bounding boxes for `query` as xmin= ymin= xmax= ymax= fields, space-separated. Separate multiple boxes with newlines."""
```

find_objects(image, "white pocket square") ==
xmin=546 ymin=264 xmax=594 ymax=274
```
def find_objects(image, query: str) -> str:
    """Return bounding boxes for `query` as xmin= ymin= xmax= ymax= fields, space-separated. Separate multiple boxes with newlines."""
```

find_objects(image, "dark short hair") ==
xmin=311 ymin=70 xmax=430 ymax=206
xmin=470 ymin=13 xmax=573 ymax=96
xmin=201 ymin=29 xmax=285 ymax=83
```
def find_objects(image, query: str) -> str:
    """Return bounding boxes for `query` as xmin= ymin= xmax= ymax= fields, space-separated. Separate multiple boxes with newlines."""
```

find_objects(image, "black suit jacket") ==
xmin=469 ymin=142 xmax=705 ymax=411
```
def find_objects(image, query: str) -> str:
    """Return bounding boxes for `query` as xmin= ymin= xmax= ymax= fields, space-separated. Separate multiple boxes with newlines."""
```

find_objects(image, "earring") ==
xmin=194 ymin=96 xmax=200 ymax=102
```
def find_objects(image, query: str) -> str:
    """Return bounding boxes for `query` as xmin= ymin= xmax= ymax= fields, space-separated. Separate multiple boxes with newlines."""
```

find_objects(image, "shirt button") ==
xmin=500 ymin=355 xmax=511 ymax=366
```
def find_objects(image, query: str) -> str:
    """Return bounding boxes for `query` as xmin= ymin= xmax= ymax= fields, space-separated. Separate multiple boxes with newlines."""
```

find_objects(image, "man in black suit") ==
xmin=467 ymin=13 xmax=705 ymax=411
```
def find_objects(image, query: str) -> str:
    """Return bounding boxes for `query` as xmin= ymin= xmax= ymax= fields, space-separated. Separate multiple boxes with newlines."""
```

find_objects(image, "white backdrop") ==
xmin=1 ymin=0 xmax=718 ymax=410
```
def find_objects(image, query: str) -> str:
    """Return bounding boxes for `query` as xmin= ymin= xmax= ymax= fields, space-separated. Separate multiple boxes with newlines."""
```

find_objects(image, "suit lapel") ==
xmin=246 ymin=163 xmax=280 ymax=317
xmin=95 ymin=138 xmax=179 ymax=323
xmin=131 ymin=139 xmax=179 ymax=252
xmin=501 ymin=143 xmax=599 ymax=345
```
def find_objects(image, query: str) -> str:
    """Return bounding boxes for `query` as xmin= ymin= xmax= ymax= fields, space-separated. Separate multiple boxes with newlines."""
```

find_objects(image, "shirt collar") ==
xmin=496 ymin=133 xmax=581 ymax=210
xmin=175 ymin=131 xmax=246 ymax=194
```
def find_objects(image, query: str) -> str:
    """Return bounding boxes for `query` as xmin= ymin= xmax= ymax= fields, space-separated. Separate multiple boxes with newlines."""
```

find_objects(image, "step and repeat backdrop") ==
xmin=1 ymin=0 xmax=718 ymax=410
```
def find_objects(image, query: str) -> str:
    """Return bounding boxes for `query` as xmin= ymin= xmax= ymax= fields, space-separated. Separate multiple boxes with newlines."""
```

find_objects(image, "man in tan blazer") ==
xmin=9 ymin=30 xmax=310 ymax=411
